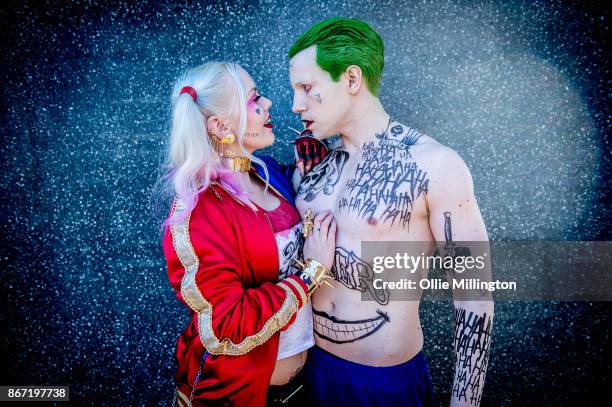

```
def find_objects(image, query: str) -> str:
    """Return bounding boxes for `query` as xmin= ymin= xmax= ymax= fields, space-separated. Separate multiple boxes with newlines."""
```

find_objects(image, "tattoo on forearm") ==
xmin=313 ymin=307 xmax=390 ymax=343
xmin=297 ymin=150 xmax=348 ymax=202
xmin=452 ymin=307 xmax=492 ymax=405
xmin=339 ymin=126 xmax=428 ymax=230
xmin=332 ymin=247 xmax=390 ymax=305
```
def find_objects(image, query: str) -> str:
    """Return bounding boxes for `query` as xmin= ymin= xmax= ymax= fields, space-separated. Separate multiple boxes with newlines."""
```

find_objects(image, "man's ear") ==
xmin=345 ymin=65 xmax=363 ymax=95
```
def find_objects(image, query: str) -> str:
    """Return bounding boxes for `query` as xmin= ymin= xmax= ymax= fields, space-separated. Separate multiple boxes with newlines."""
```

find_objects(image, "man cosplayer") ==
xmin=289 ymin=18 xmax=494 ymax=406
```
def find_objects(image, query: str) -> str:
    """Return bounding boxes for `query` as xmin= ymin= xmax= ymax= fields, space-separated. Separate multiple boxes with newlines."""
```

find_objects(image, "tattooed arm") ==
xmin=426 ymin=147 xmax=494 ymax=407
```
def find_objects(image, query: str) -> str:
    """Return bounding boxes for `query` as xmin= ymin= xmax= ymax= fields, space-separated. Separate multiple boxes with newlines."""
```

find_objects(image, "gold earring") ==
xmin=220 ymin=133 xmax=235 ymax=144
xmin=214 ymin=133 xmax=235 ymax=158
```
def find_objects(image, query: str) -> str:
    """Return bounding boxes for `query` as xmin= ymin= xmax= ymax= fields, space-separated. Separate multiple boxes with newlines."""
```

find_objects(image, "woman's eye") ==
xmin=304 ymin=85 xmax=311 ymax=92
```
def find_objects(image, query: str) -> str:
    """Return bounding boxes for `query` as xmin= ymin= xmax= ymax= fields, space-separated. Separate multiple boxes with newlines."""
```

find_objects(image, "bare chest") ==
xmin=296 ymin=143 xmax=431 ymax=238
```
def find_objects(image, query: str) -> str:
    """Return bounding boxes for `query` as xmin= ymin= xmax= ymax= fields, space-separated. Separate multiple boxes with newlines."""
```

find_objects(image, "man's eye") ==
xmin=304 ymin=85 xmax=311 ymax=92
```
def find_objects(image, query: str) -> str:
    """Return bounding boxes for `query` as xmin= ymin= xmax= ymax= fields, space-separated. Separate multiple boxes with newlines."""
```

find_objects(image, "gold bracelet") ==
xmin=294 ymin=258 xmax=334 ymax=296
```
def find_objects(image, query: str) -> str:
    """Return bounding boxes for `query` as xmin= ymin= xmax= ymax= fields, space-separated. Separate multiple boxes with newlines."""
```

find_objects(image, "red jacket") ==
xmin=162 ymin=182 xmax=308 ymax=406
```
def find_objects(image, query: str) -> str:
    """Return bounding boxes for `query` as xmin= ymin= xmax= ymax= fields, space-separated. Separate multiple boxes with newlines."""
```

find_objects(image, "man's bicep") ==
xmin=426 ymin=150 xmax=488 ymax=243
xmin=426 ymin=150 xmax=493 ymax=301
xmin=429 ymin=197 xmax=488 ymax=243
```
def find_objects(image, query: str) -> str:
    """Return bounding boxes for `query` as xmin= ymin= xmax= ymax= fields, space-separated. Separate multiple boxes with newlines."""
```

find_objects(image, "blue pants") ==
xmin=304 ymin=346 xmax=436 ymax=407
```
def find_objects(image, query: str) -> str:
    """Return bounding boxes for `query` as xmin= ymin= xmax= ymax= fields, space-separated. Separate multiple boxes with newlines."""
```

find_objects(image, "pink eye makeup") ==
xmin=249 ymin=89 xmax=262 ymax=103
xmin=248 ymin=89 xmax=263 ymax=115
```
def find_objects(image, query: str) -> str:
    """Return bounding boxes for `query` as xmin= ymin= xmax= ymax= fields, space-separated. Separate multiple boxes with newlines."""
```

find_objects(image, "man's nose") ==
xmin=292 ymin=94 xmax=306 ymax=114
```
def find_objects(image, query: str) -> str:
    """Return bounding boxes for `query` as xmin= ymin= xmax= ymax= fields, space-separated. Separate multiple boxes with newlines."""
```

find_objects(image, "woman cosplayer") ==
xmin=161 ymin=62 xmax=335 ymax=406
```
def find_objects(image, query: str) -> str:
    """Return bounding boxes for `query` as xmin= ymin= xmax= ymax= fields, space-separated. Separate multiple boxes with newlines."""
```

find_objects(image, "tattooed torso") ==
xmin=296 ymin=122 xmax=440 ymax=366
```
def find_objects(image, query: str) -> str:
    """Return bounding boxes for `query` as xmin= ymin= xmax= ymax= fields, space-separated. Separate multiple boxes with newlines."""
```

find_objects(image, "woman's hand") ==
xmin=302 ymin=211 xmax=336 ymax=270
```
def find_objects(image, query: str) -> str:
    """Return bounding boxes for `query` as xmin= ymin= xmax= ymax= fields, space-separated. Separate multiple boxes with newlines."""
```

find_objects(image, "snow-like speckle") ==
xmin=1 ymin=1 xmax=609 ymax=405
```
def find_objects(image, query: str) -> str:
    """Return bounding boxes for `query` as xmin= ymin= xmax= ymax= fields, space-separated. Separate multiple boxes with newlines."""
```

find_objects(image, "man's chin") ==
xmin=311 ymin=129 xmax=334 ymax=141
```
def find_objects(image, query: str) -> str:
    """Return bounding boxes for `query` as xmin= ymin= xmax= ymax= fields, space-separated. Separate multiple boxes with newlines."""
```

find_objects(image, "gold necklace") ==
xmin=221 ymin=157 xmax=251 ymax=172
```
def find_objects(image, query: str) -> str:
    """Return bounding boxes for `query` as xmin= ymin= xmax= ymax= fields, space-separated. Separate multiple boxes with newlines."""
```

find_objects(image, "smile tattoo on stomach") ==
xmin=313 ymin=307 xmax=390 ymax=344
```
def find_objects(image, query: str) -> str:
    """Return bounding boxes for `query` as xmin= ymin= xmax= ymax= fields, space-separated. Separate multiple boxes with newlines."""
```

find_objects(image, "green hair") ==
xmin=288 ymin=17 xmax=384 ymax=96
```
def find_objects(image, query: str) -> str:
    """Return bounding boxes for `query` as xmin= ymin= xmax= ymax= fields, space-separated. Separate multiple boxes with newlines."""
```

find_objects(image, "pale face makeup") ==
xmin=237 ymin=67 xmax=275 ymax=153
xmin=289 ymin=45 xmax=351 ymax=140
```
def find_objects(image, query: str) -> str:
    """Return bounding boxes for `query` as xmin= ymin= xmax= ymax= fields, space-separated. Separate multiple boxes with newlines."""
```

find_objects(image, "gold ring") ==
xmin=302 ymin=208 xmax=314 ymax=238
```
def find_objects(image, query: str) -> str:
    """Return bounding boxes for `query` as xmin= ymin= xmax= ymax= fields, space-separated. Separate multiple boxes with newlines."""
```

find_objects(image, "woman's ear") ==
xmin=345 ymin=65 xmax=363 ymax=95
xmin=207 ymin=115 xmax=226 ymax=140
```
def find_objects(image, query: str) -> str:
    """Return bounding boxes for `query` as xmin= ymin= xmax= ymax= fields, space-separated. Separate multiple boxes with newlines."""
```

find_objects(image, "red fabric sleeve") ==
xmin=166 ymin=191 xmax=308 ymax=355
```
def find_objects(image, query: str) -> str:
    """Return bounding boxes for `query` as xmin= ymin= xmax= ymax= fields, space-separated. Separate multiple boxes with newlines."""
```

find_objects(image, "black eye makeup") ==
xmin=251 ymin=89 xmax=262 ymax=102
xmin=248 ymin=90 xmax=263 ymax=110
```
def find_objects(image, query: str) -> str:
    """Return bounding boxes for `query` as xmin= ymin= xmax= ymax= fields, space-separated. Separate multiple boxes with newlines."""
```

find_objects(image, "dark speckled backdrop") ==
xmin=1 ymin=0 xmax=610 ymax=405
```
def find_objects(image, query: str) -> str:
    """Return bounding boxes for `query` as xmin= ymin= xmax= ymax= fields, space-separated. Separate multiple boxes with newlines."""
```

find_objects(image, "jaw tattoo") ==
xmin=313 ymin=308 xmax=390 ymax=344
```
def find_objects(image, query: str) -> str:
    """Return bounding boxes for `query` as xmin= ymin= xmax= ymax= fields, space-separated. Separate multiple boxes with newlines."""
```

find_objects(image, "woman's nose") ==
xmin=263 ymin=96 xmax=272 ymax=110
